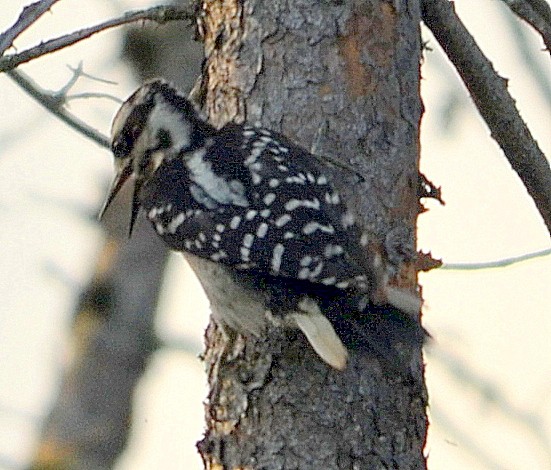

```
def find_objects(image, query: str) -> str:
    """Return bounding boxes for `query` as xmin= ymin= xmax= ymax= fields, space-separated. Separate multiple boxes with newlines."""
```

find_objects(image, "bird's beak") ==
xmin=98 ymin=162 xmax=141 ymax=237
xmin=128 ymin=177 xmax=144 ymax=238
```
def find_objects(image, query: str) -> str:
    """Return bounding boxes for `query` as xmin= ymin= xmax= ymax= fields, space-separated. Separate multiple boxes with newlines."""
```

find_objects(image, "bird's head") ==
xmin=99 ymin=79 xmax=205 ymax=235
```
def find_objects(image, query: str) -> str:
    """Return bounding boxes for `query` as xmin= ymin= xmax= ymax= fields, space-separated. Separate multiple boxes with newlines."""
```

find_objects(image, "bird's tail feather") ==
xmin=324 ymin=298 xmax=427 ymax=375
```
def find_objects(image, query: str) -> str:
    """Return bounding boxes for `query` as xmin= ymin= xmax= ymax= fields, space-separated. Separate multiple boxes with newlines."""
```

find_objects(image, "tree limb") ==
xmin=0 ymin=0 xmax=60 ymax=56
xmin=499 ymin=0 xmax=551 ymax=54
xmin=0 ymin=5 xmax=195 ymax=73
xmin=7 ymin=68 xmax=109 ymax=147
xmin=422 ymin=0 xmax=551 ymax=236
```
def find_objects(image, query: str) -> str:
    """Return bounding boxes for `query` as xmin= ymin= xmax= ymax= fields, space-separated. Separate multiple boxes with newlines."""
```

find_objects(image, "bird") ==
xmin=100 ymin=79 xmax=425 ymax=372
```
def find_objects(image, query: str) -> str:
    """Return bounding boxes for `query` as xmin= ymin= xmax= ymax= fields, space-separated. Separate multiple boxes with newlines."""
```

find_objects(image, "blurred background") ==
xmin=0 ymin=0 xmax=550 ymax=469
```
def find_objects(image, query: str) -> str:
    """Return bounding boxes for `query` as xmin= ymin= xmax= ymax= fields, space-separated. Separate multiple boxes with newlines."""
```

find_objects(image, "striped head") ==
xmin=99 ymin=79 xmax=208 ymax=235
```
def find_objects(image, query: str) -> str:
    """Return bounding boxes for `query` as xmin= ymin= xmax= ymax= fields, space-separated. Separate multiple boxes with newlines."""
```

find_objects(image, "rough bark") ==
xmin=196 ymin=1 xmax=427 ymax=468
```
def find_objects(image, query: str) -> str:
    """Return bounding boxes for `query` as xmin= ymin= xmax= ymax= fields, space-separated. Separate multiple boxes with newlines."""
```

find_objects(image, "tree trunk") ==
xmin=33 ymin=220 xmax=168 ymax=470
xmin=195 ymin=0 xmax=427 ymax=468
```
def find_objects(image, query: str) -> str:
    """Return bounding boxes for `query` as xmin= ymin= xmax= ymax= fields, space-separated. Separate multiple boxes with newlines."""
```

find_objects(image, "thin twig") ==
xmin=442 ymin=248 xmax=551 ymax=270
xmin=7 ymin=68 xmax=109 ymax=148
xmin=67 ymin=63 xmax=117 ymax=85
xmin=500 ymin=0 xmax=551 ymax=54
xmin=0 ymin=5 xmax=195 ymax=73
xmin=421 ymin=0 xmax=551 ymax=236
xmin=67 ymin=92 xmax=123 ymax=103
xmin=0 ymin=0 xmax=61 ymax=55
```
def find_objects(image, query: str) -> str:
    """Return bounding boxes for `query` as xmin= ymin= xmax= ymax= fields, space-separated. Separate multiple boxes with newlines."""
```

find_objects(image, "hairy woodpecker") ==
xmin=100 ymin=79 xmax=424 ymax=371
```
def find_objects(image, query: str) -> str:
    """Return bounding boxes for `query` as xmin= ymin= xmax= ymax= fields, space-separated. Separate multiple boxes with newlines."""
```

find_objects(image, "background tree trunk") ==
xmin=196 ymin=0 xmax=427 ymax=468
xmin=31 ymin=13 xmax=202 ymax=469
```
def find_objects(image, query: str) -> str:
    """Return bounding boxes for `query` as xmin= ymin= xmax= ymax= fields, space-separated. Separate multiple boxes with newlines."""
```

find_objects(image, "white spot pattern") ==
xmin=285 ymin=175 xmax=306 ymax=185
xmin=298 ymin=268 xmax=309 ymax=280
xmin=240 ymin=246 xmax=250 ymax=261
xmin=245 ymin=210 xmax=258 ymax=220
xmin=230 ymin=216 xmax=241 ymax=229
xmin=263 ymin=193 xmax=276 ymax=205
xmin=210 ymin=250 xmax=228 ymax=261
xmin=242 ymin=233 xmax=255 ymax=248
xmin=251 ymin=172 xmax=262 ymax=185
xmin=309 ymin=262 xmax=324 ymax=279
xmin=300 ymin=256 xmax=313 ymax=267
xmin=167 ymin=213 xmax=185 ymax=234
xmin=275 ymin=214 xmax=292 ymax=227
xmin=302 ymin=221 xmax=335 ymax=235
xmin=256 ymin=223 xmax=269 ymax=238
xmin=135 ymin=110 xmax=374 ymax=304
xmin=284 ymin=198 xmax=320 ymax=211
xmin=271 ymin=243 xmax=285 ymax=273
xmin=324 ymin=244 xmax=344 ymax=257
xmin=324 ymin=192 xmax=340 ymax=205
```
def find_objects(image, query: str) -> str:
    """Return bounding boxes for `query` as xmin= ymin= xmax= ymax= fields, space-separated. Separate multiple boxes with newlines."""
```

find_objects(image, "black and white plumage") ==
xmin=100 ymin=79 xmax=424 ymax=371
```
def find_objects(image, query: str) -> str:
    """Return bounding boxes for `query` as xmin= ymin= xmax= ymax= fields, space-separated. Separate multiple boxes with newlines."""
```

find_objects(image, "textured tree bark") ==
xmin=195 ymin=1 xmax=427 ymax=468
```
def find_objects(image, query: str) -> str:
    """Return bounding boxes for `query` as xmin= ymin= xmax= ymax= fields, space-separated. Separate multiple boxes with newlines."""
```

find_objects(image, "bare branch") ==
xmin=7 ymin=68 xmax=109 ymax=148
xmin=442 ymin=248 xmax=551 ymax=270
xmin=66 ymin=63 xmax=117 ymax=85
xmin=421 ymin=0 xmax=551 ymax=236
xmin=67 ymin=92 xmax=122 ymax=104
xmin=0 ymin=5 xmax=195 ymax=73
xmin=500 ymin=0 xmax=551 ymax=54
xmin=0 ymin=0 xmax=61 ymax=55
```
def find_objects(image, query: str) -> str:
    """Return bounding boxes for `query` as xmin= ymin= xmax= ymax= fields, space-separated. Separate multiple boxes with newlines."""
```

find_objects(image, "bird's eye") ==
xmin=112 ymin=137 xmax=129 ymax=159
xmin=157 ymin=128 xmax=172 ymax=149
